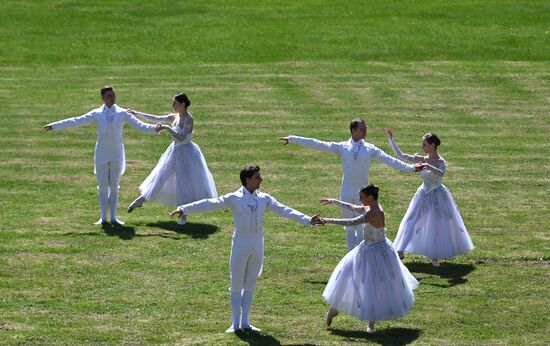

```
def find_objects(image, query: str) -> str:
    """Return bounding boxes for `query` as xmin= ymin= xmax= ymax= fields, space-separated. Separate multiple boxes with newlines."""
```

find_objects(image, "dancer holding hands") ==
xmin=320 ymin=184 xmax=419 ymax=333
xmin=126 ymin=93 xmax=217 ymax=225
xmin=384 ymin=129 xmax=474 ymax=266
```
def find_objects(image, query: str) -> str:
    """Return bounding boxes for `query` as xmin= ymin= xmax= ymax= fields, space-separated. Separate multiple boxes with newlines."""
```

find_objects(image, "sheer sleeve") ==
xmin=387 ymin=136 xmax=417 ymax=162
xmin=323 ymin=213 xmax=367 ymax=226
xmin=328 ymin=199 xmax=366 ymax=213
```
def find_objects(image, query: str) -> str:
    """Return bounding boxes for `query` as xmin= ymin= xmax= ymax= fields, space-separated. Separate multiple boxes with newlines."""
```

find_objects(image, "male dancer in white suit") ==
xmin=43 ymin=86 xmax=158 ymax=225
xmin=279 ymin=119 xmax=420 ymax=251
xmin=169 ymin=165 xmax=323 ymax=333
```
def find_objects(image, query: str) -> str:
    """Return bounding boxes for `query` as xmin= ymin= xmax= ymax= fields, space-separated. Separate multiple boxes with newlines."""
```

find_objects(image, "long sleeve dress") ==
xmin=139 ymin=122 xmax=217 ymax=206
xmin=393 ymin=161 xmax=474 ymax=259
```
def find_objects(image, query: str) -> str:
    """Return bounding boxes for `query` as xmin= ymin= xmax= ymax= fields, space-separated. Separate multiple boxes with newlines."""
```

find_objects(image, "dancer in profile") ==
xmin=169 ymin=165 xmax=324 ymax=333
xmin=384 ymin=129 xmax=474 ymax=266
xmin=42 ymin=86 xmax=158 ymax=225
xmin=320 ymin=184 xmax=419 ymax=334
xmin=280 ymin=119 xmax=418 ymax=251
xmin=127 ymin=93 xmax=217 ymax=225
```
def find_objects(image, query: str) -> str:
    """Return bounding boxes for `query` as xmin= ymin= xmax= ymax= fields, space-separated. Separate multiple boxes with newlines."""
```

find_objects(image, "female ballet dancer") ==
xmin=320 ymin=184 xmax=419 ymax=334
xmin=384 ymin=129 xmax=474 ymax=265
xmin=127 ymin=93 xmax=217 ymax=224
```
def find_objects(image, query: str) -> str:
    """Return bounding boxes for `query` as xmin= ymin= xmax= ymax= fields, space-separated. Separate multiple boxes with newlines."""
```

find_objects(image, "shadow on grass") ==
xmin=330 ymin=327 xmax=421 ymax=345
xmin=146 ymin=221 xmax=219 ymax=239
xmin=405 ymin=261 xmax=475 ymax=287
xmin=235 ymin=329 xmax=282 ymax=346
xmin=304 ymin=279 xmax=328 ymax=286
xmin=102 ymin=222 xmax=136 ymax=240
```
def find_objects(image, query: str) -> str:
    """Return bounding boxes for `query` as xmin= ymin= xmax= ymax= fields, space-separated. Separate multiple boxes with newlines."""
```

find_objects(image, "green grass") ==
xmin=1 ymin=1 xmax=549 ymax=345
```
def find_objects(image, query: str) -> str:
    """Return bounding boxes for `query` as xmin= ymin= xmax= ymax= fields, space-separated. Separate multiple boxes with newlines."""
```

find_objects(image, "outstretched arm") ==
xmin=125 ymin=113 xmax=158 ymax=134
xmin=383 ymin=128 xmax=421 ymax=163
xmin=267 ymin=196 xmax=314 ymax=225
xmin=322 ymin=213 xmax=367 ymax=226
xmin=372 ymin=145 xmax=416 ymax=172
xmin=128 ymin=109 xmax=175 ymax=124
xmin=320 ymin=198 xmax=366 ymax=214
xmin=44 ymin=111 xmax=95 ymax=131
xmin=169 ymin=195 xmax=230 ymax=219
xmin=279 ymin=135 xmax=341 ymax=154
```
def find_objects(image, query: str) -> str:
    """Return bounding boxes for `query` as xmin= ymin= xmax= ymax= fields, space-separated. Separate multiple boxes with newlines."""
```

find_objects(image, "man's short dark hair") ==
xmin=101 ymin=86 xmax=114 ymax=96
xmin=240 ymin=165 xmax=260 ymax=186
xmin=349 ymin=118 xmax=366 ymax=134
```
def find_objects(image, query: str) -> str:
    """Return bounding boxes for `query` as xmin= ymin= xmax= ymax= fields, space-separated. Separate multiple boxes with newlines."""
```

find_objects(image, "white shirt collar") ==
xmin=242 ymin=186 xmax=258 ymax=199
xmin=103 ymin=104 xmax=117 ymax=112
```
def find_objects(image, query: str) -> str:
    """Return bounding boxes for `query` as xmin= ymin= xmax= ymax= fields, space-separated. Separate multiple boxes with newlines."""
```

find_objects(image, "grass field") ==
xmin=1 ymin=1 xmax=549 ymax=345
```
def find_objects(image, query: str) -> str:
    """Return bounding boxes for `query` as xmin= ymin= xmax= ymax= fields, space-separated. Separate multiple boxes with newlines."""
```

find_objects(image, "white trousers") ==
xmin=96 ymin=161 xmax=123 ymax=221
xmin=229 ymin=234 xmax=264 ymax=293
xmin=228 ymin=233 xmax=264 ymax=329
xmin=341 ymin=185 xmax=365 ymax=251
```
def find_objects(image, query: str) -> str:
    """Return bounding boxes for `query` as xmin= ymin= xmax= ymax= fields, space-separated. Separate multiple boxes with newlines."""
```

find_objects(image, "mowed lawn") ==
xmin=0 ymin=1 xmax=549 ymax=345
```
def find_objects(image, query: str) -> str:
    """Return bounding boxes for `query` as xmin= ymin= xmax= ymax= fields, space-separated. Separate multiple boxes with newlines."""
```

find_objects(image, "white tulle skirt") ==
xmin=139 ymin=141 xmax=217 ymax=206
xmin=393 ymin=184 xmax=474 ymax=260
xmin=323 ymin=239 xmax=419 ymax=322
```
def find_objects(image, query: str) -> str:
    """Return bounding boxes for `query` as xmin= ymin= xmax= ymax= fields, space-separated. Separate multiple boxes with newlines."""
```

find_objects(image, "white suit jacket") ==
xmin=289 ymin=136 xmax=414 ymax=192
xmin=51 ymin=104 xmax=157 ymax=174
xmin=178 ymin=186 xmax=311 ymax=237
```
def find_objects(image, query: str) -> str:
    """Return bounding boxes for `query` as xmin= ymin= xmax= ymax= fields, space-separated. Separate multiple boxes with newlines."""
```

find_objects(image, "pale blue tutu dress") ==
xmin=393 ymin=161 xmax=474 ymax=259
xmin=323 ymin=223 xmax=419 ymax=322
xmin=139 ymin=125 xmax=217 ymax=206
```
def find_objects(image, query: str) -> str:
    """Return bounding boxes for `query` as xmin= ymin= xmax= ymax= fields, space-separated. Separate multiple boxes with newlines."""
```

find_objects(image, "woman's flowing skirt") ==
xmin=139 ymin=141 xmax=217 ymax=206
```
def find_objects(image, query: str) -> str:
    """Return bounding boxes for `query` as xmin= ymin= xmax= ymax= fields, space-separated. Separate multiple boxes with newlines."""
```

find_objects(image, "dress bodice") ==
xmin=363 ymin=224 xmax=386 ymax=244
xmin=420 ymin=161 xmax=446 ymax=192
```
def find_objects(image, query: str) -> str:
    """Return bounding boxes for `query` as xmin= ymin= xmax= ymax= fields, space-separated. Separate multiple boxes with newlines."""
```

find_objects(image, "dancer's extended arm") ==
xmin=320 ymin=198 xmax=366 ymax=214
xmin=267 ymin=196 xmax=313 ymax=225
xmin=44 ymin=111 xmax=95 ymax=131
xmin=128 ymin=109 xmax=175 ymax=124
xmin=322 ymin=213 xmax=367 ymax=226
xmin=383 ymin=128 xmax=422 ymax=163
xmin=279 ymin=135 xmax=341 ymax=154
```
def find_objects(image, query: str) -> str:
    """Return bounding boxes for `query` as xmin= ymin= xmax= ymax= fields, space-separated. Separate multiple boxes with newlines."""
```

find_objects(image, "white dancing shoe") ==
xmin=127 ymin=198 xmax=144 ymax=213
xmin=178 ymin=216 xmax=187 ymax=225
xmin=94 ymin=218 xmax=108 ymax=225
xmin=326 ymin=307 xmax=338 ymax=326
xmin=431 ymin=259 xmax=440 ymax=266
xmin=225 ymin=325 xmax=239 ymax=333
xmin=367 ymin=322 xmax=376 ymax=334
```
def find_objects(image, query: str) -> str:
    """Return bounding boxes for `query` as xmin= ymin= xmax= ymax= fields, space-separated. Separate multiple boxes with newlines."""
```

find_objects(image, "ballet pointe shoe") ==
xmin=326 ymin=307 xmax=338 ymax=326
xmin=127 ymin=197 xmax=144 ymax=213
xmin=431 ymin=259 xmax=440 ymax=266
xmin=367 ymin=321 xmax=376 ymax=334
xmin=398 ymin=251 xmax=405 ymax=260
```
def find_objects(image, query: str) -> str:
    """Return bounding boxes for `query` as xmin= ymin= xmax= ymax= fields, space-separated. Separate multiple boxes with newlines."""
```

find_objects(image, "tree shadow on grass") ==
xmin=234 ymin=329 xmax=282 ymax=346
xmin=330 ymin=327 xmax=421 ymax=345
xmin=146 ymin=221 xmax=219 ymax=239
xmin=405 ymin=261 xmax=475 ymax=287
